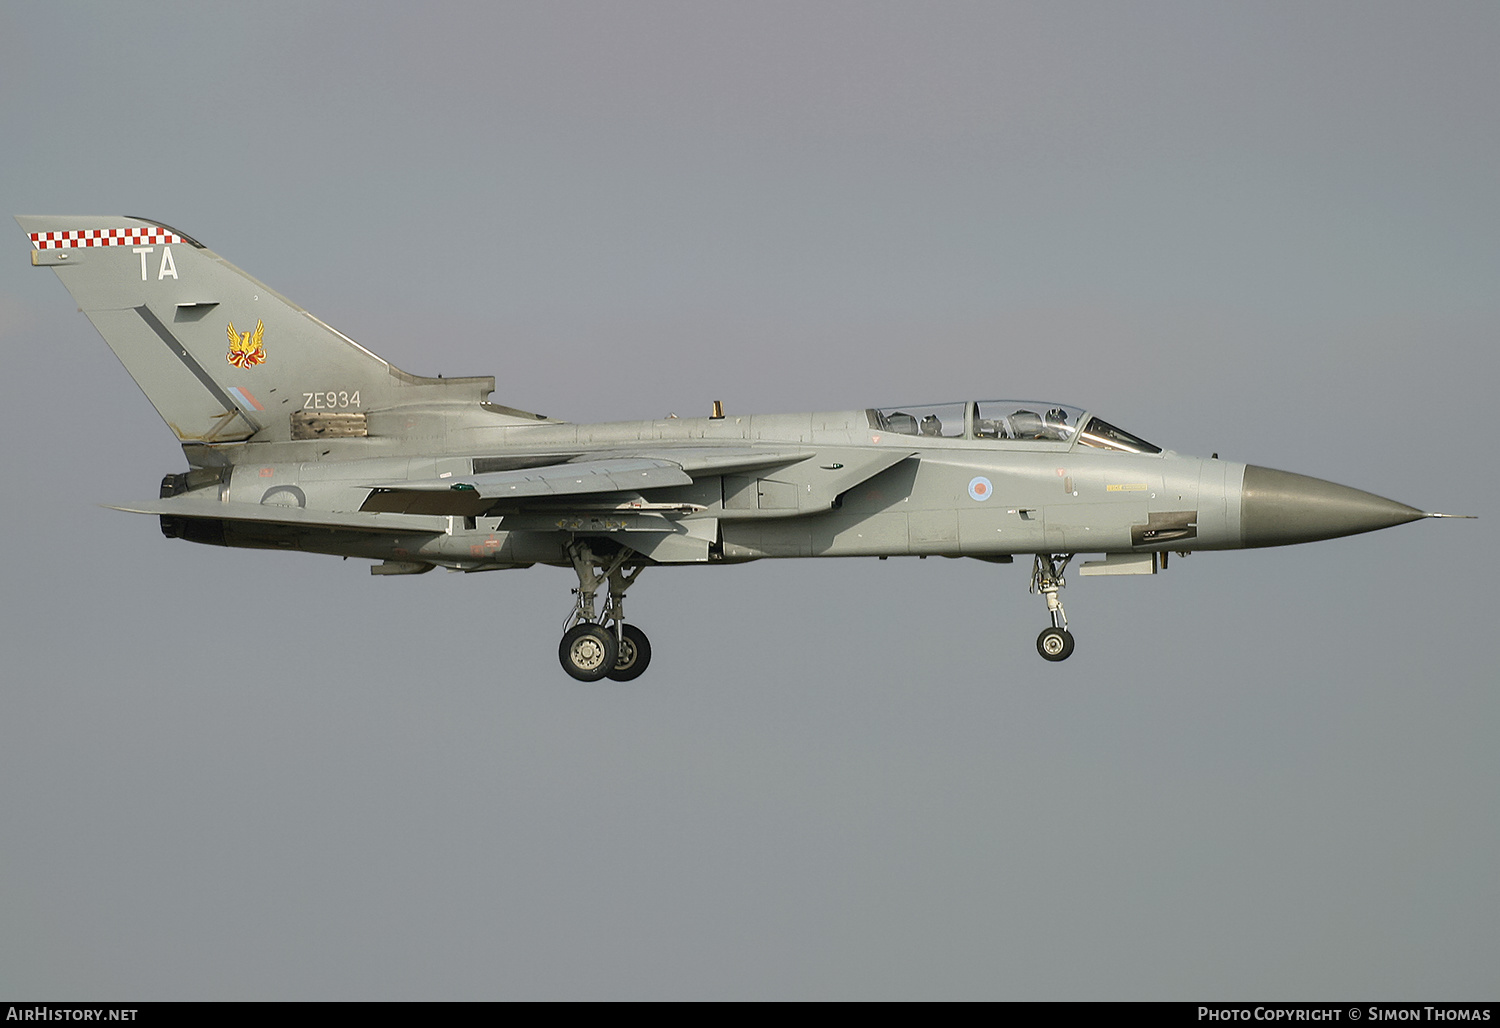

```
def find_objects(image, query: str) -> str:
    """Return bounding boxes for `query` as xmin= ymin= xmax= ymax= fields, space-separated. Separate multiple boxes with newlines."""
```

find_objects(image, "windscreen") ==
xmin=1077 ymin=417 xmax=1161 ymax=454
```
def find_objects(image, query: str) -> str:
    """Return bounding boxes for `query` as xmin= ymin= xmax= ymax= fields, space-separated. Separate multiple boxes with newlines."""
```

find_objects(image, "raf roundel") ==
xmin=968 ymin=476 xmax=993 ymax=501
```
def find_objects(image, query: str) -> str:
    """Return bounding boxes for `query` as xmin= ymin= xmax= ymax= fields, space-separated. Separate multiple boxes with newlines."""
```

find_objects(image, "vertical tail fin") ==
xmin=18 ymin=215 xmax=496 ymax=453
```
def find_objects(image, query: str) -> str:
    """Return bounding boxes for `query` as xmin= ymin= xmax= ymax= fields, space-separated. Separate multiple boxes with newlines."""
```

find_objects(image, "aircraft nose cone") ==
xmin=1240 ymin=465 xmax=1425 ymax=547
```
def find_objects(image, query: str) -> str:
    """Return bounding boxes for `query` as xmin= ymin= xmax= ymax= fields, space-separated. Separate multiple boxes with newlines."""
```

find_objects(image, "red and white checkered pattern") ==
xmin=30 ymin=227 xmax=183 ymax=250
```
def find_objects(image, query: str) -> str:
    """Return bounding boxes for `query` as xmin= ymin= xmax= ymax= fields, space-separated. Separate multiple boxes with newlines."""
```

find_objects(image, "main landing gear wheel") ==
xmin=560 ymin=624 xmax=619 ymax=682
xmin=606 ymin=624 xmax=652 ymax=682
xmin=1037 ymin=627 xmax=1075 ymax=662
xmin=561 ymin=541 xmax=654 ymax=682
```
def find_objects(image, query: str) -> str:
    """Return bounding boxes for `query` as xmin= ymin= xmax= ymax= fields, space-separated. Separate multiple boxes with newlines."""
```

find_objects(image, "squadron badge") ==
xmin=226 ymin=319 xmax=266 ymax=368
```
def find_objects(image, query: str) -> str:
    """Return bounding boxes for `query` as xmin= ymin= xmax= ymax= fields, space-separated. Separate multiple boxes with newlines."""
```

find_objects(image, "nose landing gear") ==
xmin=1031 ymin=554 xmax=1076 ymax=662
xmin=559 ymin=541 xmax=653 ymax=682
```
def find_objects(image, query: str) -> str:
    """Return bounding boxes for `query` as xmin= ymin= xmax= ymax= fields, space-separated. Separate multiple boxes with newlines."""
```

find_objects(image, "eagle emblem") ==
xmin=226 ymin=319 xmax=266 ymax=368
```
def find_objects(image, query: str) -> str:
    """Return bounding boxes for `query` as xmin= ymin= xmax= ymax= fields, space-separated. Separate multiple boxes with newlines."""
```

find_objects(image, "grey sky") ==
xmin=1 ymin=1 xmax=1495 ymax=1000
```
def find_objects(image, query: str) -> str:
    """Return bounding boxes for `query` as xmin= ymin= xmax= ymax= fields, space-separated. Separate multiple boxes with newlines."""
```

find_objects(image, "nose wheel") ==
xmin=559 ymin=542 xmax=654 ymax=682
xmin=1036 ymin=626 xmax=1075 ymax=661
xmin=1031 ymin=554 xmax=1076 ymax=662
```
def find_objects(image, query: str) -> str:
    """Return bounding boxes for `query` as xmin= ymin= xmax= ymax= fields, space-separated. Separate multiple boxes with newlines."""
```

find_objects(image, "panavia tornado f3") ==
xmin=19 ymin=215 xmax=1470 ymax=679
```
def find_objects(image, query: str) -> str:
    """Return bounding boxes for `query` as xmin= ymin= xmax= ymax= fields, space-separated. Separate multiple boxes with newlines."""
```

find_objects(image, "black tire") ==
xmin=559 ymin=624 xmax=618 ymax=682
xmin=1037 ymin=627 xmax=1075 ymax=662
xmin=606 ymin=624 xmax=652 ymax=682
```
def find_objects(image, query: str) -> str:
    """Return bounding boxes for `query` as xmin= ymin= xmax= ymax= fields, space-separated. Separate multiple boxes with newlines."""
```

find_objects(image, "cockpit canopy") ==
xmin=869 ymin=401 xmax=1161 ymax=454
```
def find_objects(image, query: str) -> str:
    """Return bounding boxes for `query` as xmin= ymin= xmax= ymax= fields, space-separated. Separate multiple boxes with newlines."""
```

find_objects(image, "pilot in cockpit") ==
xmin=920 ymin=414 xmax=942 ymax=436
xmin=1008 ymin=409 xmax=1044 ymax=438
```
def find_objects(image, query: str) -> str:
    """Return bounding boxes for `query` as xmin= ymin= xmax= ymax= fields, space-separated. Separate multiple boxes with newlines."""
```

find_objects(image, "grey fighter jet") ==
xmin=18 ymin=215 xmax=1469 ymax=679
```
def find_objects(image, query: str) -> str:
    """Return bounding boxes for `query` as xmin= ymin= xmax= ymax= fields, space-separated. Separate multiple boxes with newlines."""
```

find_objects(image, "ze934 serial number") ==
xmin=303 ymin=390 xmax=360 ymax=409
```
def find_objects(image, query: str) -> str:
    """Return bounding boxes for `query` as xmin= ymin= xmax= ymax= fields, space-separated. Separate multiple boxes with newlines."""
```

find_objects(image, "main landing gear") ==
xmin=559 ymin=541 xmax=653 ymax=682
xmin=1031 ymin=554 xmax=1076 ymax=662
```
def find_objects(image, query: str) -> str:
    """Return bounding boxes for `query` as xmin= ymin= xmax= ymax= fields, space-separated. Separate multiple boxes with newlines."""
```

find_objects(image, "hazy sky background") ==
xmin=2 ymin=1 xmax=1495 ymax=1000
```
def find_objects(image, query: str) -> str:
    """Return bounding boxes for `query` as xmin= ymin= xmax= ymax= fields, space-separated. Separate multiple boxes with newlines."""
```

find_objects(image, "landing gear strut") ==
xmin=1031 ymin=554 xmax=1076 ymax=662
xmin=559 ymin=541 xmax=653 ymax=682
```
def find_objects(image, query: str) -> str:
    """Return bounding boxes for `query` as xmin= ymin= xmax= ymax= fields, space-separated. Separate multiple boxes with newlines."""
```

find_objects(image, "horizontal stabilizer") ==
xmin=107 ymin=496 xmax=451 ymax=534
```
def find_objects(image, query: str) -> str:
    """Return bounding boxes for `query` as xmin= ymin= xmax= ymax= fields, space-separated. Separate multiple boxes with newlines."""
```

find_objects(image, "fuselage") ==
xmin=186 ymin=401 xmax=1422 ymax=570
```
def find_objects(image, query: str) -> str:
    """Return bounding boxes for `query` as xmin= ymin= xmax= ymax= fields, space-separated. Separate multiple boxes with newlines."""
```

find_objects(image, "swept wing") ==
xmin=360 ymin=448 xmax=818 ymax=515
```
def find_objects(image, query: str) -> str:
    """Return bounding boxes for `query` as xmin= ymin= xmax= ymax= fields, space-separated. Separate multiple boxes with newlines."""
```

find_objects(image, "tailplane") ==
xmin=18 ymin=215 xmax=498 ymax=455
